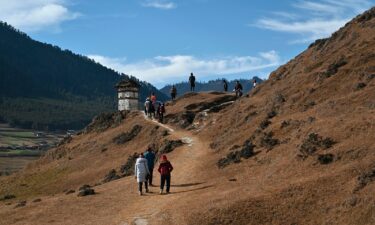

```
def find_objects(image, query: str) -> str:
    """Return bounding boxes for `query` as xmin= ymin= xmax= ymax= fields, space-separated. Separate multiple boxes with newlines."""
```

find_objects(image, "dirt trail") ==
xmin=0 ymin=113 xmax=216 ymax=225
xmin=116 ymin=115 xmax=213 ymax=225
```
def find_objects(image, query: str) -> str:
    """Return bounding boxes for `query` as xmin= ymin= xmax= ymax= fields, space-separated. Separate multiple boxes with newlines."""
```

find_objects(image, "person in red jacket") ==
xmin=157 ymin=155 xmax=173 ymax=194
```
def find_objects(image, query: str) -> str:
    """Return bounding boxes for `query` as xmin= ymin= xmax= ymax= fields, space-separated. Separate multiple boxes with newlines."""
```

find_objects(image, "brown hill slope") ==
xmin=1 ymin=7 xmax=375 ymax=225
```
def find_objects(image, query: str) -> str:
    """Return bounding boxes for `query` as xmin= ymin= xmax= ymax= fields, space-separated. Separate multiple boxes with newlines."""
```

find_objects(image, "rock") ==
xmin=228 ymin=178 xmax=237 ymax=182
xmin=78 ymin=185 xmax=95 ymax=197
xmin=103 ymin=169 xmax=121 ymax=183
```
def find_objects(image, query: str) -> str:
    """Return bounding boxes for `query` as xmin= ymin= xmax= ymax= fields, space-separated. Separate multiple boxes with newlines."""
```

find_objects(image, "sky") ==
xmin=0 ymin=0 xmax=373 ymax=88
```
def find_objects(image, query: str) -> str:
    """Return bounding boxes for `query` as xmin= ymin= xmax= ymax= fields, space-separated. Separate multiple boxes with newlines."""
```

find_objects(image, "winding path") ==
xmin=118 ymin=114 xmax=213 ymax=225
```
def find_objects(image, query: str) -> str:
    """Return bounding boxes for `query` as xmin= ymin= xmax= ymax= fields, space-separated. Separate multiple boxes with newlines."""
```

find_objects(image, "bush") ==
xmin=260 ymin=132 xmax=279 ymax=150
xmin=299 ymin=133 xmax=336 ymax=158
xmin=112 ymin=125 xmax=142 ymax=144
xmin=120 ymin=153 xmax=139 ymax=176
xmin=217 ymin=141 xmax=255 ymax=168
xmin=259 ymin=119 xmax=271 ymax=130
xmin=317 ymin=154 xmax=334 ymax=164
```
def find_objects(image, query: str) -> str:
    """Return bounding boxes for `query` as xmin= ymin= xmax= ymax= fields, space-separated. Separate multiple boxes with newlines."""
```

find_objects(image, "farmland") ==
xmin=0 ymin=123 xmax=64 ymax=174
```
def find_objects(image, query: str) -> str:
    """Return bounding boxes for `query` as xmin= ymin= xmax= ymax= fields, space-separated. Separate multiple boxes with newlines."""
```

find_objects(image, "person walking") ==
xmin=189 ymin=73 xmax=196 ymax=92
xmin=144 ymin=97 xmax=152 ymax=117
xmin=234 ymin=80 xmax=243 ymax=98
xmin=223 ymin=79 xmax=228 ymax=92
xmin=144 ymin=147 xmax=156 ymax=186
xmin=157 ymin=102 xmax=166 ymax=123
xmin=252 ymin=78 xmax=257 ymax=89
xmin=158 ymin=155 xmax=173 ymax=194
xmin=135 ymin=153 xmax=150 ymax=195
xmin=170 ymin=85 xmax=177 ymax=100
xmin=150 ymin=92 xmax=157 ymax=105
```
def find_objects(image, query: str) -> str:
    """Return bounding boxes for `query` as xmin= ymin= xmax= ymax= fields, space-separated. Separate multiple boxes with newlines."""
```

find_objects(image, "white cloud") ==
xmin=141 ymin=0 xmax=177 ymax=10
xmin=0 ymin=0 xmax=80 ymax=32
xmin=255 ymin=0 xmax=373 ymax=43
xmin=88 ymin=51 xmax=280 ymax=86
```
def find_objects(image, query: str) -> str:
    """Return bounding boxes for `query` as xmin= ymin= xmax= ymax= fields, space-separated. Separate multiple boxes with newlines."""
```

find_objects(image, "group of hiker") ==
xmin=145 ymin=73 xmax=258 ymax=121
xmin=137 ymin=74 xmax=258 ymax=196
xmin=224 ymin=78 xmax=257 ymax=98
xmin=135 ymin=146 xmax=173 ymax=195
xmin=168 ymin=72 xmax=195 ymax=100
xmin=144 ymin=92 xmax=166 ymax=123
xmin=168 ymin=72 xmax=258 ymax=100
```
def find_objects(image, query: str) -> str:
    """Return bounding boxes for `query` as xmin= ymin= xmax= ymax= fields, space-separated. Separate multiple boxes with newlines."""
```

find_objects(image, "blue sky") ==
xmin=0 ymin=0 xmax=373 ymax=88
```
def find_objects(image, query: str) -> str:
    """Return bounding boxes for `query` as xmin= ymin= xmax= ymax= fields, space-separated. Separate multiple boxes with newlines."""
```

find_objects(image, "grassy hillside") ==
xmin=0 ymin=7 xmax=374 ymax=225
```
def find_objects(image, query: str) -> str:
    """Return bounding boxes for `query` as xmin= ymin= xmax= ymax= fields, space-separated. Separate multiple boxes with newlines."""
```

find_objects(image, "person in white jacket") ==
xmin=135 ymin=153 xmax=150 ymax=195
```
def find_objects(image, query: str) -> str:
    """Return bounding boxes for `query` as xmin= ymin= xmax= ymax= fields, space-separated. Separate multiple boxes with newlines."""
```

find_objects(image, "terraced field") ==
xmin=0 ymin=123 xmax=64 ymax=174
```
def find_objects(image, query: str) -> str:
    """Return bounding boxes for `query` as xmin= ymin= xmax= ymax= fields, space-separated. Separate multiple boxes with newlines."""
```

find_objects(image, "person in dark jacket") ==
xmin=157 ymin=155 xmax=173 ymax=194
xmin=234 ymin=80 xmax=243 ymax=98
xmin=157 ymin=102 xmax=166 ymax=123
xmin=189 ymin=73 xmax=196 ymax=92
xmin=223 ymin=79 xmax=228 ymax=92
xmin=170 ymin=85 xmax=177 ymax=100
xmin=144 ymin=146 xmax=156 ymax=186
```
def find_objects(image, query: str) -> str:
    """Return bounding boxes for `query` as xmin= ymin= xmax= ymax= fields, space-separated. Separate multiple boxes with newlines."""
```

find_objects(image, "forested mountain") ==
xmin=160 ymin=77 xmax=263 ymax=98
xmin=0 ymin=21 xmax=167 ymax=130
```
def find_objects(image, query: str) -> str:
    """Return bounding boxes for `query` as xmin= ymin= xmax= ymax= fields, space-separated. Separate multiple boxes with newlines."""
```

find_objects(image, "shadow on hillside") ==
xmin=169 ymin=185 xmax=214 ymax=194
xmin=171 ymin=182 xmax=204 ymax=187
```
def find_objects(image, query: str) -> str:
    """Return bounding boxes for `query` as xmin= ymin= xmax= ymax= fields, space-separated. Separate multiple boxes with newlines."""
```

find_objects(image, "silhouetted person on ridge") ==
xmin=189 ymin=73 xmax=196 ymax=92
xmin=170 ymin=85 xmax=177 ymax=100
xmin=223 ymin=79 xmax=228 ymax=92
xmin=252 ymin=78 xmax=257 ymax=89
xmin=144 ymin=146 xmax=156 ymax=186
xmin=234 ymin=80 xmax=243 ymax=98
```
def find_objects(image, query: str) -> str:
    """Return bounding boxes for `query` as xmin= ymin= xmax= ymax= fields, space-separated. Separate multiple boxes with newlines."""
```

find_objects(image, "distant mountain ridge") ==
xmin=0 ymin=21 xmax=167 ymax=130
xmin=159 ymin=77 xmax=263 ymax=98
